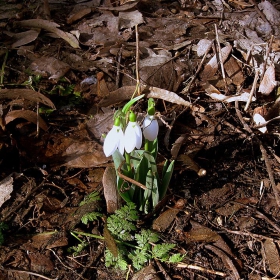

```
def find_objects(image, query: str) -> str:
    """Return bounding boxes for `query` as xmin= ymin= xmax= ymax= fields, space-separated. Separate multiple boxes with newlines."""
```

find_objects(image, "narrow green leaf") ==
xmin=160 ymin=160 xmax=175 ymax=200
xmin=122 ymin=94 xmax=145 ymax=114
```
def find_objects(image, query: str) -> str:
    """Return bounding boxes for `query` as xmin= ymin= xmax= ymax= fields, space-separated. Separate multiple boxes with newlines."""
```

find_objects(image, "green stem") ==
xmin=125 ymin=152 xmax=131 ymax=173
xmin=144 ymin=139 xmax=150 ymax=152
xmin=71 ymin=231 xmax=142 ymax=250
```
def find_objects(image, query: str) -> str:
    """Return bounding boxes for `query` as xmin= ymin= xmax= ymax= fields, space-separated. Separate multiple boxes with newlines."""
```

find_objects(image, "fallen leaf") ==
xmin=103 ymin=167 xmax=121 ymax=213
xmin=259 ymin=65 xmax=276 ymax=95
xmin=0 ymin=174 xmax=14 ymax=208
xmin=5 ymin=110 xmax=48 ymax=131
xmin=14 ymin=19 xmax=80 ymax=49
xmin=262 ymin=239 xmax=280 ymax=276
xmin=200 ymin=45 xmax=232 ymax=81
xmin=0 ymin=89 xmax=55 ymax=108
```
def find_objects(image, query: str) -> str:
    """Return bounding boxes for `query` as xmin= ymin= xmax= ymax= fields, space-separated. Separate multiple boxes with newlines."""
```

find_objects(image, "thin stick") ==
xmin=215 ymin=24 xmax=228 ymax=94
xmin=118 ymin=160 xmax=147 ymax=190
xmin=182 ymin=40 xmax=214 ymax=94
xmin=177 ymin=262 xmax=227 ymax=277
xmin=135 ymin=24 xmax=140 ymax=96
xmin=0 ymin=266 xmax=57 ymax=280
xmin=244 ymin=69 xmax=259 ymax=112
xmin=260 ymin=35 xmax=274 ymax=81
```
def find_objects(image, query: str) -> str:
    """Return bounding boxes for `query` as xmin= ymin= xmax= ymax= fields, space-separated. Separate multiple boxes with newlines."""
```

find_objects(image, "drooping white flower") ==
xmin=123 ymin=111 xmax=142 ymax=153
xmin=103 ymin=125 xmax=124 ymax=157
xmin=124 ymin=121 xmax=142 ymax=153
xmin=143 ymin=115 xmax=159 ymax=141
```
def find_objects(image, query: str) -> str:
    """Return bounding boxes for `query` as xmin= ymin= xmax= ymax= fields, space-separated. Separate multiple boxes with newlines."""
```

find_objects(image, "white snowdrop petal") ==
xmin=103 ymin=126 xmax=119 ymax=157
xmin=124 ymin=122 xmax=143 ymax=153
xmin=117 ymin=131 xmax=125 ymax=155
xmin=143 ymin=116 xmax=159 ymax=141
xmin=134 ymin=123 xmax=142 ymax=149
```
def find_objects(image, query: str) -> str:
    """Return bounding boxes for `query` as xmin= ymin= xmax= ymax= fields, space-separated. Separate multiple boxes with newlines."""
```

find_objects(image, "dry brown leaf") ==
xmin=103 ymin=167 xmax=121 ymax=214
xmin=8 ymin=29 xmax=40 ymax=48
xmin=152 ymin=208 xmax=180 ymax=232
xmin=148 ymin=87 xmax=191 ymax=107
xmin=67 ymin=8 xmax=92 ymax=24
xmin=0 ymin=174 xmax=13 ymax=208
xmin=262 ymin=239 xmax=280 ymax=276
xmin=14 ymin=19 xmax=80 ymax=49
xmin=205 ymin=244 xmax=240 ymax=280
xmin=200 ymin=45 xmax=232 ymax=81
xmin=259 ymin=65 xmax=276 ymax=95
xmin=0 ymin=89 xmax=55 ymax=108
xmin=29 ymin=56 xmax=70 ymax=80
xmin=5 ymin=110 xmax=48 ymax=131
xmin=104 ymin=222 xmax=118 ymax=258
xmin=185 ymin=227 xmax=220 ymax=243
xmin=224 ymin=56 xmax=244 ymax=86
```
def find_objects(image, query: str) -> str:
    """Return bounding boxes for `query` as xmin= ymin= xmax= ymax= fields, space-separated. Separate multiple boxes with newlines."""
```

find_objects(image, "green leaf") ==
xmin=128 ymin=249 xmax=149 ymax=270
xmin=122 ymin=94 xmax=145 ymax=114
xmin=81 ymin=212 xmax=102 ymax=224
xmin=79 ymin=191 xmax=100 ymax=206
xmin=160 ymin=160 xmax=175 ymax=200
xmin=152 ymin=243 xmax=176 ymax=261
xmin=168 ymin=253 xmax=185 ymax=263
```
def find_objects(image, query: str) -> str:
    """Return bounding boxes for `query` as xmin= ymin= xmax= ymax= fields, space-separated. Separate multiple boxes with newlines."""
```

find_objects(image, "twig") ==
xmin=135 ymin=24 xmax=140 ymax=96
xmin=0 ymin=265 xmax=57 ymax=280
xmin=182 ymin=40 xmax=214 ymax=94
xmin=48 ymin=248 xmax=87 ymax=280
xmin=260 ymin=35 xmax=274 ymax=81
xmin=244 ymin=69 xmax=259 ymax=112
xmin=258 ymin=142 xmax=280 ymax=208
xmin=117 ymin=160 xmax=147 ymax=190
xmin=177 ymin=262 xmax=227 ymax=277
xmin=116 ymin=45 xmax=123 ymax=89
xmin=235 ymin=101 xmax=280 ymax=208
xmin=214 ymin=24 xmax=228 ymax=94
xmin=155 ymin=260 xmax=172 ymax=280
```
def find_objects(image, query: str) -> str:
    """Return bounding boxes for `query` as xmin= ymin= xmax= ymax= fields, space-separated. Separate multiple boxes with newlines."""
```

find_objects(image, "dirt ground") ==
xmin=0 ymin=0 xmax=280 ymax=279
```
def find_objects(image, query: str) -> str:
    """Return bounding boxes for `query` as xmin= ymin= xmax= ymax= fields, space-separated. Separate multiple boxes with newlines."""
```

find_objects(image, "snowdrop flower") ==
xmin=143 ymin=115 xmax=159 ymax=141
xmin=124 ymin=112 xmax=142 ymax=153
xmin=103 ymin=118 xmax=124 ymax=157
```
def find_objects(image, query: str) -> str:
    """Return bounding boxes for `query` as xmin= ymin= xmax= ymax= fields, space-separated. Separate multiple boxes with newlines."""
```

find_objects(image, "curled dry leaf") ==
xmin=5 ymin=110 xmax=48 ymax=131
xmin=259 ymin=65 xmax=276 ymax=95
xmin=14 ymin=19 xmax=80 ymax=49
xmin=0 ymin=89 xmax=55 ymax=108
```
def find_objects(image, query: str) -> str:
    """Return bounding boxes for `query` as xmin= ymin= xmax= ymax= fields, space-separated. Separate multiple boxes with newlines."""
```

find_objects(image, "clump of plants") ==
xmin=103 ymin=95 xmax=174 ymax=213
xmin=70 ymin=95 xmax=182 ymax=274
xmin=71 ymin=201 xmax=184 ymax=272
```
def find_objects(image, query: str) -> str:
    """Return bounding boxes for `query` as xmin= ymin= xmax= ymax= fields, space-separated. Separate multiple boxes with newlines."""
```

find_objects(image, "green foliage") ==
xmin=81 ymin=212 xmax=102 ymax=224
xmin=107 ymin=202 xmax=138 ymax=241
xmin=79 ymin=191 xmax=100 ymax=206
xmin=0 ymin=222 xmax=8 ymax=245
xmin=67 ymin=240 xmax=89 ymax=256
xmin=104 ymin=203 xmax=184 ymax=271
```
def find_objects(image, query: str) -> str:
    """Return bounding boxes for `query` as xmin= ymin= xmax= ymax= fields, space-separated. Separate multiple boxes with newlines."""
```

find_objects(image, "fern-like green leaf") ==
xmin=168 ymin=253 xmax=185 ymax=263
xmin=128 ymin=249 xmax=149 ymax=270
xmin=81 ymin=212 xmax=102 ymax=224
xmin=79 ymin=191 xmax=100 ymax=206
xmin=152 ymin=243 xmax=176 ymax=261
